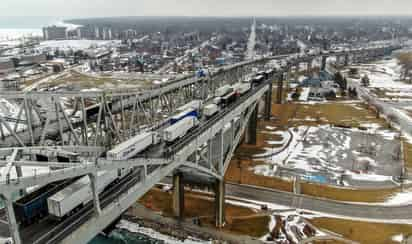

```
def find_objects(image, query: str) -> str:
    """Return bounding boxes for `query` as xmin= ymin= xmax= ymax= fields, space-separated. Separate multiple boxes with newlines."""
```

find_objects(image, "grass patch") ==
xmin=308 ymin=217 xmax=412 ymax=244
xmin=301 ymin=182 xmax=402 ymax=202
xmin=404 ymin=141 xmax=412 ymax=173
xmin=272 ymin=102 xmax=387 ymax=128
xmin=225 ymin=159 xmax=293 ymax=192
xmin=39 ymin=70 xmax=152 ymax=89
xmin=139 ymin=188 xmax=270 ymax=238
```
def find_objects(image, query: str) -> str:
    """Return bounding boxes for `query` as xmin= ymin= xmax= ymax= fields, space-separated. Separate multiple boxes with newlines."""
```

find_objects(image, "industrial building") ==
xmin=43 ymin=26 xmax=68 ymax=40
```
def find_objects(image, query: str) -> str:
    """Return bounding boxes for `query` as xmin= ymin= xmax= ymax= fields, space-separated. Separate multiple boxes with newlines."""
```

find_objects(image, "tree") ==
xmin=397 ymin=52 xmax=412 ymax=83
xmin=325 ymin=90 xmax=337 ymax=100
xmin=361 ymin=75 xmax=370 ymax=87
xmin=333 ymin=72 xmax=347 ymax=89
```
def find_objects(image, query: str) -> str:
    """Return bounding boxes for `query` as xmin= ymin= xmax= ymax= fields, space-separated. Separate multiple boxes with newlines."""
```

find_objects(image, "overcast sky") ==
xmin=0 ymin=0 xmax=411 ymax=17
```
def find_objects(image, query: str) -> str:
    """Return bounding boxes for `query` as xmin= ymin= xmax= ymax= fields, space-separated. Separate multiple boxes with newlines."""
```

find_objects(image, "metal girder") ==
xmin=60 ymin=160 xmax=182 ymax=244
xmin=0 ymin=157 xmax=171 ymax=196
xmin=175 ymin=83 xmax=269 ymax=163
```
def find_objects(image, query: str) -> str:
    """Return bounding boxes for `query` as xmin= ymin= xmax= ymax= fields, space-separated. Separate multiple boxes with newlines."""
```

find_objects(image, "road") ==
xmin=245 ymin=18 xmax=256 ymax=60
xmin=226 ymin=183 xmax=412 ymax=224
xmin=348 ymin=77 xmax=412 ymax=139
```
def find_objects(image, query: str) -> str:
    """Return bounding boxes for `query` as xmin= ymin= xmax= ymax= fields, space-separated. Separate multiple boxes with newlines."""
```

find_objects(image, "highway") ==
xmin=226 ymin=183 xmax=412 ymax=223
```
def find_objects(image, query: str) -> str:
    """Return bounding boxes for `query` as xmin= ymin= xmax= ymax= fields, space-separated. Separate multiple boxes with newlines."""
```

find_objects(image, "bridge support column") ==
xmin=264 ymin=82 xmax=273 ymax=121
xmin=321 ymin=56 xmax=327 ymax=71
xmin=276 ymin=73 xmax=284 ymax=104
xmin=89 ymin=173 xmax=102 ymax=216
xmin=344 ymin=54 xmax=349 ymax=66
xmin=215 ymin=179 xmax=225 ymax=228
xmin=307 ymin=60 xmax=312 ymax=73
xmin=15 ymin=166 xmax=26 ymax=196
xmin=245 ymin=104 xmax=258 ymax=145
xmin=2 ymin=195 xmax=22 ymax=244
xmin=172 ymin=172 xmax=184 ymax=219
xmin=293 ymin=176 xmax=301 ymax=194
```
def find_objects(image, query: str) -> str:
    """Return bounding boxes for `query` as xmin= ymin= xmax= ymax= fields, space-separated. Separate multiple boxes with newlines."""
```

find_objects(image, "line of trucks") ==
xmin=12 ymin=69 xmax=274 ymax=226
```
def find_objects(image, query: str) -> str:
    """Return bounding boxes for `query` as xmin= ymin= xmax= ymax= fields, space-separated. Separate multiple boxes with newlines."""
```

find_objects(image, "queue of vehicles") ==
xmin=12 ymin=69 xmax=272 ymax=226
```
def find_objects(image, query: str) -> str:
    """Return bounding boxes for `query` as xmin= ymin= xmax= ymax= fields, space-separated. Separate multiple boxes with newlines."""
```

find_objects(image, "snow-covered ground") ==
xmin=354 ymin=58 xmax=412 ymax=103
xmin=0 ymin=28 xmax=42 ymax=42
xmin=252 ymin=124 xmax=402 ymax=187
xmin=36 ymin=40 xmax=121 ymax=51
xmin=116 ymin=220 xmax=212 ymax=244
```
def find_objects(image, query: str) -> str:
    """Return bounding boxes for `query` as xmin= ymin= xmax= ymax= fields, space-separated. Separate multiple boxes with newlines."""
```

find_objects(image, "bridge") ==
xmin=0 ymin=44 xmax=402 ymax=244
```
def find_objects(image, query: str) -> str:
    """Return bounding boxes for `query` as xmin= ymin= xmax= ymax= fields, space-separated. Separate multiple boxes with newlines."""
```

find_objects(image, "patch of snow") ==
xmin=116 ymin=220 xmax=211 ymax=244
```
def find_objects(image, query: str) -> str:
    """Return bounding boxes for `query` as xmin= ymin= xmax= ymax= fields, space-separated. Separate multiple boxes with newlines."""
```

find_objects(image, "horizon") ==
xmin=2 ymin=0 xmax=412 ymax=18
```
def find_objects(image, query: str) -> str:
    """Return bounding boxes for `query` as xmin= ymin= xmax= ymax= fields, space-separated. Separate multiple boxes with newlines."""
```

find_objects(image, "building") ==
xmin=0 ymin=58 xmax=15 ymax=75
xmin=102 ymin=28 xmax=113 ymax=40
xmin=77 ymin=26 xmax=96 ymax=40
xmin=43 ymin=26 xmax=67 ymax=40
xmin=19 ymin=54 xmax=47 ymax=66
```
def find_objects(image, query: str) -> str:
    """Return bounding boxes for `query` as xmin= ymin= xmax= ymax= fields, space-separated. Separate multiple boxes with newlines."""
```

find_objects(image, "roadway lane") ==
xmin=226 ymin=183 xmax=412 ymax=223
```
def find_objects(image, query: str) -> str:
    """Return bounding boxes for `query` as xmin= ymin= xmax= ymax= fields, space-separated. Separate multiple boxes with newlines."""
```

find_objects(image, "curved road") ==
xmin=226 ymin=183 xmax=412 ymax=224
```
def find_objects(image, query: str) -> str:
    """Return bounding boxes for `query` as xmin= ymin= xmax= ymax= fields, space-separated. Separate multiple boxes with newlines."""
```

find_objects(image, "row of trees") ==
xmin=333 ymin=72 xmax=348 ymax=90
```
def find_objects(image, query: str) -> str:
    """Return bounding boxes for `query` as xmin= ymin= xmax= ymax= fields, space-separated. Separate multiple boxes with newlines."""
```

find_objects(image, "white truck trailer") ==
xmin=106 ymin=131 xmax=159 ymax=160
xmin=176 ymin=100 xmax=203 ymax=112
xmin=215 ymin=85 xmax=233 ymax=97
xmin=203 ymin=104 xmax=219 ymax=117
xmin=47 ymin=169 xmax=129 ymax=218
xmin=163 ymin=116 xmax=199 ymax=142
xmin=232 ymin=83 xmax=251 ymax=95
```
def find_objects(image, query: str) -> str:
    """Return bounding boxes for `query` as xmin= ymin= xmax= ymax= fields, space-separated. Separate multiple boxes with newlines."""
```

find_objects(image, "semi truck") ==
xmin=163 ymin=116 xmax=199 ymax=143
xmin=13 ymin=179 xmax=78 ymax=225
xmin=47 ymin=169 xmax=130 ymax=219
xmin=215 ymin=85 xmax=233 ymax=97
xmin=170 ymin=108 xmax=199 ymax=125
xmin=221 ymin=91 xmax=237 ymax=106
xmin=203 ymin=104 xmax=219 ymax=118
xmin=106 ymin=131 xmax=159 ymax=160
xmin=176 ymin=100 xmax=203 ymax=112
xmin=231 ymin=83 xmax=251 ymax=95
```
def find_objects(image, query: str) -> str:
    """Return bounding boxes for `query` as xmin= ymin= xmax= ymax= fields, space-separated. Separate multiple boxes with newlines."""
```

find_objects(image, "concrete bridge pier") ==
xmin=344 ymin=54 xmax=349 ymax=66
xmin=276 ymin=73 xmax=284 ymax=104
xmin=1 ymin=194 xmax=22 ymax=244
xmin=214 ymin=179 xmax=225 ymax=228
xmin=172 ymin=172 xmax=185 ymax=219
xmin=321 ymin=56 xmax=327 ymax=71
xmin=264 ymin=82 xmax=273 ymax=121
xmin=336 ymin=55 xmax=341 ymax=66
xmin=89 ymin=173 xmax=102 ymax=216
xmin=245 ymin=103 xmax=258 ymax=145
xmin=307 ymin=60 xmax=313 ymax=73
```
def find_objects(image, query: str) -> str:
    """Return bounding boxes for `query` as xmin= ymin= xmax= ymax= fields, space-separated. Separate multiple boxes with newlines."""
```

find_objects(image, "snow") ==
xmin=116 ymin=220 xmax=212 ymax=244
xmin=0 ymin=28 xmax=42 ymax=41
xmin=252 ymin=123 xmax=401 ymax=186
xmin=385 ymin=189 xmax=412 ymax=205
xmin=356 ymin=58 xmax=412 ymax=91
xmin=392 ymin=234 xmax=404 ymax=243
xmin=37 ymin=40 xmax=121 ymax=51
xmin=299 ymin=87 xmax=310 ymax=101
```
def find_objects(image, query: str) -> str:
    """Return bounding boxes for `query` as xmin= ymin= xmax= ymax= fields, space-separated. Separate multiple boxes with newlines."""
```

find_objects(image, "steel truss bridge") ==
xmin=0 ymin=44 xmax=400 ymax=244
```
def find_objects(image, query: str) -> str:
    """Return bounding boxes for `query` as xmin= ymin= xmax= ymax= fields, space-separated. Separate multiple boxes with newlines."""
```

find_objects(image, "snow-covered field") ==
xmin=0 ymin=28 xmax=42 ymax=42
xmin=116 ymin=220 xmax=212 ymax=244
xmin=355 ymin=58 xmax=412 ymax=102
xmin=252 ymin=124 xmax=402 ymax=187
xmin=37 ymin=40 xmax=121 ymax=51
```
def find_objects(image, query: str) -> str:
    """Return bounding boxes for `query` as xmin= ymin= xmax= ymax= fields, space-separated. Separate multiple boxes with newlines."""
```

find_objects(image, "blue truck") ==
xmin=13 ymin=179 xmax=77 ymax=226
xmin=170 ymin=108 xmax=199 ymax=125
